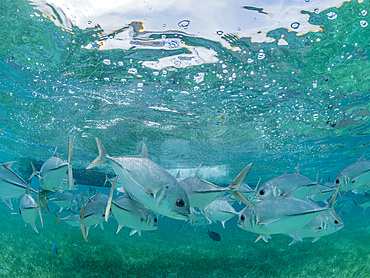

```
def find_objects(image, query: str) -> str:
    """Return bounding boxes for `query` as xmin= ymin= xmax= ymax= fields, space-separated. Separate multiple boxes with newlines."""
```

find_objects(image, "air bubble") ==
xmin=178 ymin=20 xmax=190 ymax=29
xmin=327 ymin=12 xmax=337 ymax=20
xmin=361 ymin=10 xmax=367 ymax=16
xmin=360 ymin=20 xmax=368 ymax=27
xmin=291 ymin=22 xmax=300 ymax=29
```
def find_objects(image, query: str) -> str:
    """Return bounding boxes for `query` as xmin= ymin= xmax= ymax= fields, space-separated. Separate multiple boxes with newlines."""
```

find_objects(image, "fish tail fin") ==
xmin=86 ymin=137 xmax=108 ymax=169
xmin=28 ymin=162 xmax=40 ymax=181
xmin=105 ymin=176 xmax=117 ymax=222
xmin=68 ymin=136 xmax=73 ymax=190
xmin=80 ymin=192 xmax=88 ymax=242
xmin=229 ymin=163 xmax=256 ymax=208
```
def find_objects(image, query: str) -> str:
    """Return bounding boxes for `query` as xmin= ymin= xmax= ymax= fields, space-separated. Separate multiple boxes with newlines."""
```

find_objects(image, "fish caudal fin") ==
xmin=86 ymin=138 xmax=108 ymax=169
xmin=229 ymin=163 xmax=256 ymax=208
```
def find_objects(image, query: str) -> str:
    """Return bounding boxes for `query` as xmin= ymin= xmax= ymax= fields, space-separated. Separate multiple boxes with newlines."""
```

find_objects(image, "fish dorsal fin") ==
xmin=195 ymin=163 xmax=202 ymax=178
xmin=295 ymin=163 xmax=299 ymax=174
xmin=327 ymin=186 xmax=340 ymax=209
xmin=282 ymin=171 xmax=287 ymax=175
xmin=79 ymin=192 xmax=88 ymax=242
xmin=140 ymin=142 xmax=149 ymax=158
xmin=359 ymin=153 xmax=366 ymax=161
xmin=53 ymin=147 xmax=58 ymax=156
xmin=26 ymin=183 xmax=30 ymax=195
xmin=254 ymin=177 xmax=262 ymax=192
xmin=282 ymin=186 xmax=297 ymax=198
xmin=176 ymin=170 xmax=180 ymax=179
xmin=315 ymin=171 xmax=319 ymax=183
xmin=2 ymin=161 xmax=15 ymax=169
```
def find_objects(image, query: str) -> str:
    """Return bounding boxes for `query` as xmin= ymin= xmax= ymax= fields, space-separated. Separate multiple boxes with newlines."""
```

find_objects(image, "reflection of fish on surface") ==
xmin=86 ymin=138 xmax=190 ymax=221
xmin=202 ymin=199 xmax=238 ymax=228
xmin=207 ymin=229 xmax=221 ymax=241
xmin=0 ymin=161 xmax=37 ymax=209
xmin=238 ymin=188 xmax=338 ymax=244
xmin=334 ymin=154 xmax=370 ymax=191
xmin=253 ymin=165 xmax=317 ymax=202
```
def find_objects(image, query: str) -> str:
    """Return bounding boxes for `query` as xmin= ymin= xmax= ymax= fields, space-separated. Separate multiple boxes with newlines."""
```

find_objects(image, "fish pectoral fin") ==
xmin=116 ymin=224 xmax=124 ymax=234
xmin=254 ymin=234 xmax=271 ymax=243
xmin=312 ymin=237 xmax=321 ymax=243
xmin=30 ymin=222 xmax=39 ymax=233
xmin=219 ymin=210 xmax=238 ymax=215
xmin=130 ymin=229 xmax=139 ymax=236
xmin=288 ymin=230 xmax=302 ymax=246
xmin=2 ymin=197 xmax=13 ymax=210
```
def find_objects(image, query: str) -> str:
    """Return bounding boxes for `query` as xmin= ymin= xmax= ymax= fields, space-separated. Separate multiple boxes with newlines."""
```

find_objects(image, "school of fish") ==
xmin=0 ymin=136 xmax=369 ymax=245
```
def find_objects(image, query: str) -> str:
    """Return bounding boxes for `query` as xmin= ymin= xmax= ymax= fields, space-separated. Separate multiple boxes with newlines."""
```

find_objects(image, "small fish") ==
xmin=207 ymin=229 xmax=221 ymax=241
xmin=52 ymin=241 xmax=58 ymax=255
xmin=334 ymin=154 xmax=370 ymax=191
xmin=179 ymin=163 xmax=255 ymax=209
xmin=253 ymin=165 xmax=316 ymax=201
xmin=358 ymin=193 xmax=370 ymax=212
xmin=106 ymin=176 xmax=157 ymax=236
xmin=48 ymin=192 xmax=77 ymax=212
xmin=202 ymin=199 xmax=238 ymax=228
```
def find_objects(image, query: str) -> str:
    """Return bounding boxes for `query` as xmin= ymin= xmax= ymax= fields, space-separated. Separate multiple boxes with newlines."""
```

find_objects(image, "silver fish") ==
xmin=179 ymin=164 xmax=255 ymax=209
xmin=19 ymin=185 xmax=39 ymax=233
xmin=31 ymin=136 xmax=73 ymax=191
xmin=48 ymin=192 xmax=77 ymax=212
xmin=253 ymin=165 xmax=316 ymax=201
xmin=81 ymin=198 xmax=107 ymax=238
xmin=334 ymin=154 xmax=370 ymax=191
xmin=106 ymin=176 xmax=157 ymax=236
xmin=358 ymin=193 xmax=370 ymax=212
xmin=60 ymin=213 xmax=81 ymax=227
xmin=0 ymin=161 xmax=37 ymax=209
xmin=288 ymin=208 xmax=343 ymax=245
xmin=59 ymin=174 xmax=78 ymax=191
xmin=307 ymin=182 xmax=337 ymax=203
xmin=238 ymin=188 xmax=337 ymax=243
xmin=202 ymin=199 xmax=238 ymax=228
xmin=86 ymin=138 xmax=190 ymax=220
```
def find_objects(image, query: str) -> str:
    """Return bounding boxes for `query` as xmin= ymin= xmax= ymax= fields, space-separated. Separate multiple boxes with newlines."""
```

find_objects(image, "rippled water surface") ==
xmin=0 ymin=0 xmax=369 ymax=277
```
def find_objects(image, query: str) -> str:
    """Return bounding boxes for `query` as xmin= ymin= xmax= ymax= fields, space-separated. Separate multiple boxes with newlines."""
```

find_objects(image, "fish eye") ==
xmin=176 ymin=198 xmax=185 ymax=207
xmin=335 ymin=179 xmax=340 ymax=184
xmin=318 ymin=227 xmax=322 ymax=230
xmin=334 ymin=220 xmax=339 ymax=224
xmin=259 ymin=189 xmax=265 ymax=195
xmin=240 ymin=215 xmax=245 ymax=221
xmin=154 ymin=218 xmax=157 ymax=223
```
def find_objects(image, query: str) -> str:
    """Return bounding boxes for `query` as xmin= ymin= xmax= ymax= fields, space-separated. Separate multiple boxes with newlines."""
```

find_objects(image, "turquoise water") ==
xmin=0 ymin=0 xmax=369 ymax=277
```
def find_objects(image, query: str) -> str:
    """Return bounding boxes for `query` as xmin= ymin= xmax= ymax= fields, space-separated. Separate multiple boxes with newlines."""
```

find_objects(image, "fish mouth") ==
xmin=172 ymin=212 xmax=189 ymax=220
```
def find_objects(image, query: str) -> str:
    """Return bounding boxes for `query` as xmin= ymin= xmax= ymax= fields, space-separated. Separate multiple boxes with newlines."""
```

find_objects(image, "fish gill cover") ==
xmin=0 ymin=0 xmax=369 ymax=277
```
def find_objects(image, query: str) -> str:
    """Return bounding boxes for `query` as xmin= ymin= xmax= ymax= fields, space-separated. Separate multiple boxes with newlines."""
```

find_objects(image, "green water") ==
xmin=0 ymin=0 xmax=369 ymax=277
